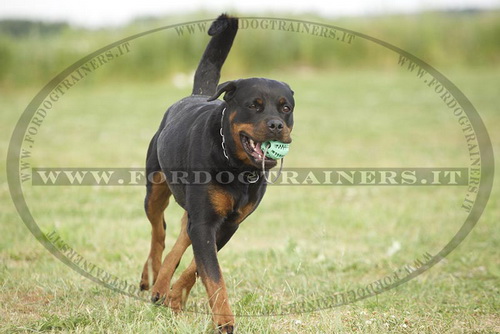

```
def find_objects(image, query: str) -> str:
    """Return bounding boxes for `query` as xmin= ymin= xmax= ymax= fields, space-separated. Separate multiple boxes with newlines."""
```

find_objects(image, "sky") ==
xmin=2 ymin=0 xmax=499 ymax=28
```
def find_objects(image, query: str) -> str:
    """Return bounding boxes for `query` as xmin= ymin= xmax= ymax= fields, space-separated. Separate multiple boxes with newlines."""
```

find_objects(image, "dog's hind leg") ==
xmin=165 ymin=222 xmax=239 ymax=312
xmin=140 ymin=132 xmax=172 ymax=291
xmin=150 ymin=210 xmax=191 ymax=302
xmin=139 ymin=170 xmax=171 ymax=291
xmin=166 ymin=258 xmax=197 ymax=312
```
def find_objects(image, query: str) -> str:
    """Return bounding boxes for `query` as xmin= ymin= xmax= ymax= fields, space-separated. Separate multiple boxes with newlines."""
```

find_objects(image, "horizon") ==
xmin=2 ymin=0 xmax=499 ymax=28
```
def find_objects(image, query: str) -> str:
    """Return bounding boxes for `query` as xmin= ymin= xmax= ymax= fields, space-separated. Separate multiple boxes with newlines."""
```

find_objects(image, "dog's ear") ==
xmin=207 ymin=81 xmax=237 ymax=102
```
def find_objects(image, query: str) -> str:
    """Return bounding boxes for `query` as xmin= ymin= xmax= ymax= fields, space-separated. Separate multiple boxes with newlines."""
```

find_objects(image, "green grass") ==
xmin=1 ymin=64 xmax=499 ymax=332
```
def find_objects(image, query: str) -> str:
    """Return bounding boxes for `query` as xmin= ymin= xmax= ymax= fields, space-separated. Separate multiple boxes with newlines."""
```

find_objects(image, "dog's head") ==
xmin=209 ymin=78 xmax=294 ymax=169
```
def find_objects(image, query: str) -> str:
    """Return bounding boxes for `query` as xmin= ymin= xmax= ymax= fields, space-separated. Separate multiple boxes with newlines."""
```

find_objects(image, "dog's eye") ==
xmin=249 ymin=104 xmax=262 ymax=111
xmin=282 ymin=105 xmax=292 ymax=113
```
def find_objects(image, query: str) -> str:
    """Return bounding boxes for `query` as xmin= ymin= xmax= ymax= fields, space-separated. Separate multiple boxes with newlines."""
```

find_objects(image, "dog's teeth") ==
xmin=249 ymin=139 xmax=255 ymax=148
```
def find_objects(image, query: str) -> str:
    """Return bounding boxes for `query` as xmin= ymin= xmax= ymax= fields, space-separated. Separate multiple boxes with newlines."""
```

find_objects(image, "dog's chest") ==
xmin=225 ymin=184 xmax=262 ymax=224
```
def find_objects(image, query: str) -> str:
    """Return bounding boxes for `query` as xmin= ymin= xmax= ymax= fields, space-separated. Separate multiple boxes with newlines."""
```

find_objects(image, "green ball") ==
xmin=261 ymin=140 xmax=290 ymax=159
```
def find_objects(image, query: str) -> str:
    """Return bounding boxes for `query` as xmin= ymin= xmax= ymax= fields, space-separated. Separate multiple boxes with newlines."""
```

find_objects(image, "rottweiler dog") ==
xmin=139 ymin=14 xmax=294 ymax=333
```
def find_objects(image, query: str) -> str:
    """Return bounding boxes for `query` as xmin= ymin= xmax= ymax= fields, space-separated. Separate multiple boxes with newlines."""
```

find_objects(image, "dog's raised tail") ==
xmin=192 ymin=14 xmax=238 ymax=96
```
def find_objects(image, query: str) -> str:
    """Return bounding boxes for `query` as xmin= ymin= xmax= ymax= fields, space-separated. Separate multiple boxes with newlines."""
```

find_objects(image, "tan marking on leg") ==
xmin=167 ymin=258 xmax=235 ymax=332
xmin=140 ymin=172 xmax=170 ymax=290
xmin=166 ymin=258 xmax=197 ymax=311
xmin=198 ymin=264 xmax=234 ymax=332
xmin=151 ymin=211 xmax=191 ymax=300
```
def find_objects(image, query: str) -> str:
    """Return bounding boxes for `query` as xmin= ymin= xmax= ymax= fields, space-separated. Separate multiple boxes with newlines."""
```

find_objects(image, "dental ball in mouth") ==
xmin=241 ymin=134 xmax=290 ymax=161
xmin=261 ymin=141 xmax=290 ymax=160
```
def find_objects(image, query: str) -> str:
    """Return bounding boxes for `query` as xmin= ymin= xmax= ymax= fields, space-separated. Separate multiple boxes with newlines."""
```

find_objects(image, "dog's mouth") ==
xmin=240 ymin=133 xmax=277 ymax=168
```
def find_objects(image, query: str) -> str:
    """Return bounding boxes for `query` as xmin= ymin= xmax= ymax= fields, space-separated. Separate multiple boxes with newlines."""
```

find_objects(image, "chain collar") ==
xmin=219 ymin=107 xmax=260 ymax=183
xmin=219 ymin=107 xmax=230 ymax=161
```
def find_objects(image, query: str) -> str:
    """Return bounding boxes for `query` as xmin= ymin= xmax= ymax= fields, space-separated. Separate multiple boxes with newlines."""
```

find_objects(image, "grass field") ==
xmin=1 ymin=36 xmax=499 ymax=333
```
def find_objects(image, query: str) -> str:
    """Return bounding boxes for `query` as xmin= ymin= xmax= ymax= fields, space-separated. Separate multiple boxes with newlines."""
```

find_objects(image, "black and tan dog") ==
xmin=139 ymin=14 xmax=294 ymax=333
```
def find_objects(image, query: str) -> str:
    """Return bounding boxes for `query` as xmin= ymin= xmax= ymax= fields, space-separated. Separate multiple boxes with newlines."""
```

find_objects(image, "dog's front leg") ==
xmin=189 ymin=219 xmax=234 ymax=334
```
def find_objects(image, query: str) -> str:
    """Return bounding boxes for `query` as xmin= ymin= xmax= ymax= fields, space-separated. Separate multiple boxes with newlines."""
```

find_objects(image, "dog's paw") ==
xmin=139 ymin=273 xmax=150 ymax=291
xmin=150 ymin=277 xmax=170 ymax=304
xmin=151 ymin=291 xmax=160 ymax=303
xmin=216 ymin=324 xmax=234 ymax=334
xmin=164 ymin=292 xmax=183 ymax=313
xmin=214 ymin=315 xmax=235 ymax=334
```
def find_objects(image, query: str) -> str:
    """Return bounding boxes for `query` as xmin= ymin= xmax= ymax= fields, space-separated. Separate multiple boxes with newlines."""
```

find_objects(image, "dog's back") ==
xmin=147 ymin=15 xmax=239 ymax=204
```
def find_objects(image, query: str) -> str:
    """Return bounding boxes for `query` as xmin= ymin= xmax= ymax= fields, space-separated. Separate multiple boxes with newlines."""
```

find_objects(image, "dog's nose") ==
xmin=267 ymin=119 xmax=284 ymax=134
